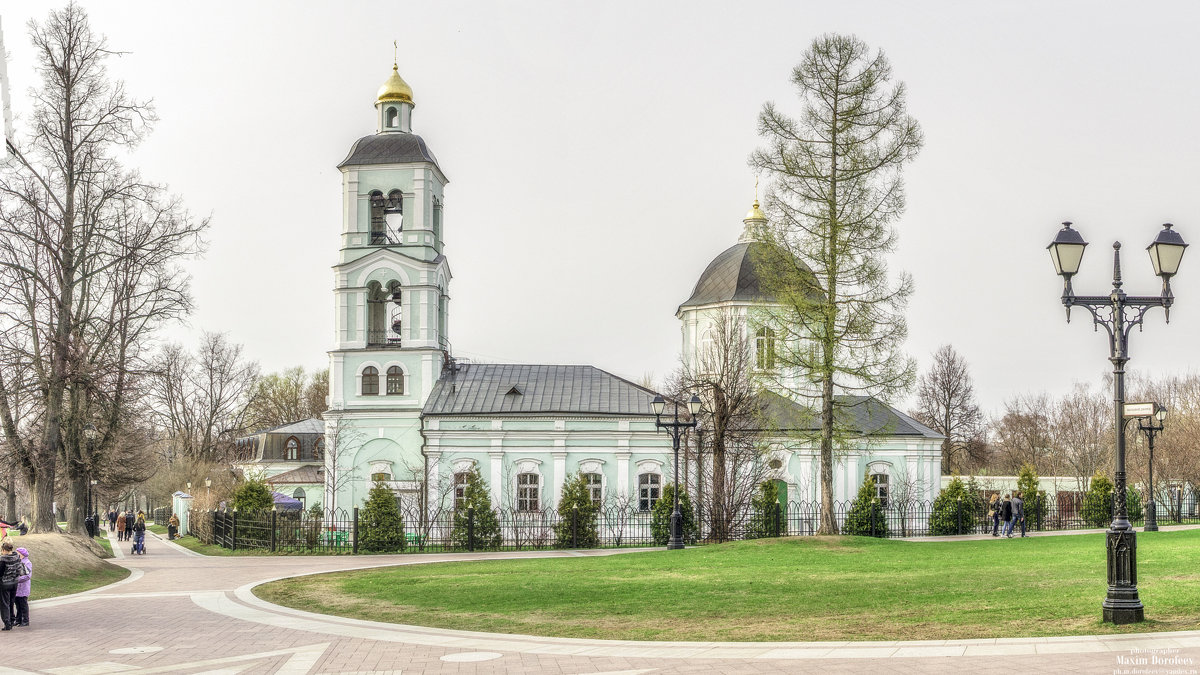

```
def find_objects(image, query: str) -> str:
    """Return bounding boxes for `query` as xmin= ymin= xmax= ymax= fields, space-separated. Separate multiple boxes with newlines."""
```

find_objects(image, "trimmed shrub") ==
xmin=747 ymin=480 xmax=784 ymax=539
xmin=843 ymin=474 xmax=888 ymax=538
xmin=232 ymin=478 xmax=273 ymax=512
xmin=929 ymin=476 xmax=982 ymax=535
xmin=451 ymin=466 xmax=502 ymax=550
xmin=1081 ymin=471 xmax=1114 ymax=528
xmin=1016 ymin=463 xmax=1048 ymax=527
xmin=554 ymin=471 xmax=600 ymax=548
xmin=359 ymin=479 xmax=405 ymax=552
xmin=651 ymin=484 xmax=697 ymax=545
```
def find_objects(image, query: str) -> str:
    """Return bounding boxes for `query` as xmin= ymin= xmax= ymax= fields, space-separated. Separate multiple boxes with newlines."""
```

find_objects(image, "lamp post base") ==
xmin=1102 ymin=529 xmax=1144 ymax=624
xmin=1144 ymin=501 xmax=1158 ymax=532
xmin=667 ymin=510 xmax=684 ymax=550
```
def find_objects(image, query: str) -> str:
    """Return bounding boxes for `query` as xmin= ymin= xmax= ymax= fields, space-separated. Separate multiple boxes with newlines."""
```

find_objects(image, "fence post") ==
xmin=467 ymin=507 xmax=475 ymax=552
xmin=571 ymin=504 xmax=580 ymax=547
xmin=1037 ymin=495 xmax=1043 ymax=531
xmin=956 ymin=497 xmax=962 ymax=535
xmin=270 ymin=510 xmax=277 ymax=553
xmin=231 ymin=509 xmax=239 ymax=551
xmin=352 ymin=507 xmax=359 ymax=554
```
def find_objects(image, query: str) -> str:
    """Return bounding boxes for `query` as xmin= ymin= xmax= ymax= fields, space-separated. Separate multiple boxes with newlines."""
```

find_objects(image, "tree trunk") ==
xmin=66 ymin=472 xmax=87 ymax=534
xmin=819 ymin=374 xmax=838 ymax=534
xmin=30 ymin=471 xmax=57 ymax=532
xmin=4 ymin=476 xmax=14 ymax=522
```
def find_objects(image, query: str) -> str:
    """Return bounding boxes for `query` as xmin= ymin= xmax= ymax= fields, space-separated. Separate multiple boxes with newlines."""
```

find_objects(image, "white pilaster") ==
xmin=553 ymin=447 xmax=567 ymax=504
xmin=616 ymin=450 xmax=631 ymax=498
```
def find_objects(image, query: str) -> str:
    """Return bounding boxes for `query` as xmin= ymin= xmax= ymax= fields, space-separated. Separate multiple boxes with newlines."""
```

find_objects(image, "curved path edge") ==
xmin=232 ymin=557 xmax=1200 ymax=661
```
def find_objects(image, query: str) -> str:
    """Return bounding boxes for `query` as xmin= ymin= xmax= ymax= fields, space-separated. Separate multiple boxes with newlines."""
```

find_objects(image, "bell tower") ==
xmin=325 ymin=62 xmax=451 ymax=512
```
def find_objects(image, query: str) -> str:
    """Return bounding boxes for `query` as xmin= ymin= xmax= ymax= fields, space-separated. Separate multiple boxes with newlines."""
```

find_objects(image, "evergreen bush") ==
xmin=843 ymin=474 xmax=888 ymax=537
xmin=929 ymin=476 xmax=982 ymax=535
xmin=232 ymin=477 xmax=274 ymax=512
xmin=651 ymin=484 xmax=697 ymax=545
xmin=450 ymin=466 xmax=502 ymax=550
xmin=1127 ymin=486 xmax=1144 ymax=522
xmin=1081 ymin=471 xmax=1114 ymax=528
xmin=554 ymin=471 xmax=600 ymax=548
xmin=359 ymin=479 xmax=406 ymax=553
xmin=1016 ymin=463 xmax=1048 ymax=527
xmin=747 ymin=480 xmax=784 ymax=538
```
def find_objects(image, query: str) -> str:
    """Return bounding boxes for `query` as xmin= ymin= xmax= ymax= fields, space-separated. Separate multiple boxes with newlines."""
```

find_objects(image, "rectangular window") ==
xmin=585 ymin=473 xmax=603 ymax=509
xmin=638 ymin=473 xmax=660 ymax=512
xmin=454 ymin=472 xmax=469 ymax=510
xmin=517 ymin=473 xmax=539 ymax=512
xmin=872 ymin=473 xmax=889 ymax=509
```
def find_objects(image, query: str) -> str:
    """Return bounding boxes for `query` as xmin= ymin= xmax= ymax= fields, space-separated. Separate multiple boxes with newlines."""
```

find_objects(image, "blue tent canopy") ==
xmin=271 ymin=491 xmax=303 ymax=511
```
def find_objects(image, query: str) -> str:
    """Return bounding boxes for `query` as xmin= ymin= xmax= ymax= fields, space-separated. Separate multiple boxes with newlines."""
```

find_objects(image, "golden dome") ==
xmin=377 ymin=65 xmax=414 ymax=105
xmin=744 ymin=199 xmax=767 ymax=221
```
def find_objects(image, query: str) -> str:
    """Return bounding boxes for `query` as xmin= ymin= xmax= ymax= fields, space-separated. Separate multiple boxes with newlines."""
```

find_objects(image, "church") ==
xmin=318 ymin=62 xmax=943 ymax=527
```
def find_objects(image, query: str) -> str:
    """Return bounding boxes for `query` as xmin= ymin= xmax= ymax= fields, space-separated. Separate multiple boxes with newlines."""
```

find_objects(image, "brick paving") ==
xmin=7 ymin=527 xmax=1200 ymax=674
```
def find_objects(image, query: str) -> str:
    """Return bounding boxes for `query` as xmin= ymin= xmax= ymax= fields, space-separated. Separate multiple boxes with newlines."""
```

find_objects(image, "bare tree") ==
xmin=321 ymin=414 xmax=364 ymax=514
xmin=677 ymin=308 xmax=767 ymax=541
xmin=244 ymin=366 xmax=328 ymax=431
xmin=0 ymin=5 xmax=205 ymax=531
xmin=913 ymin=345 xmax=984 ymax=474
xmin=1050 ymin=381 xmax=1111 ymax=492
xmin=145 ymin=333 xmax=258 ymax=462
xmin=750 ymin=34 xmax=923 ymax=534
xmin=990 ymin=393 xmax=1054 ymax=474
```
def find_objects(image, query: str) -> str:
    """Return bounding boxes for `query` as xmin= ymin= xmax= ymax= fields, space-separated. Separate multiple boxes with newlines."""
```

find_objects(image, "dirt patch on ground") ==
xmin=10 ymin=533 xmax=112 ymax=578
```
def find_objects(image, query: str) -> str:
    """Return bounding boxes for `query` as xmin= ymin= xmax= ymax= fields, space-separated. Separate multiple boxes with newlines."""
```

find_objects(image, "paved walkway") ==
xmin=6 ymin=527 xmax=1200 ymax=674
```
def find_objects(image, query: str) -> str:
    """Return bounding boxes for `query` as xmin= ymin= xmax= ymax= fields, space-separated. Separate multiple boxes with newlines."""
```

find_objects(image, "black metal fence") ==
xmin=185 ymin=491 xmax=1200 ymax=555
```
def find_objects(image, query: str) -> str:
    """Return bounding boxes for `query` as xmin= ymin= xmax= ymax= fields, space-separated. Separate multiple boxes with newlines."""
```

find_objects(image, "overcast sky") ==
xmin=4 ymin=1 xmax=1200 ymax=416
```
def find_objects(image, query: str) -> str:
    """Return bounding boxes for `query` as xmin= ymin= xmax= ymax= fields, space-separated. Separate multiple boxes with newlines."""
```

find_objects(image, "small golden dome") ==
xmin=377 ymin=65 xmax=414 ymax=105
xmin=744 ymin=199 xmax=767 ymax=221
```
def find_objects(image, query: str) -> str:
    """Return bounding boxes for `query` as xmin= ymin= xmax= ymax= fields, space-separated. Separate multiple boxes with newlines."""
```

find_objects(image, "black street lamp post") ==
xmin=652 ymin=394 xmax=702 ymax=550
xmin=1137 ymin=405 xmax=1167 ymax=532
xmin=1048 ymin=221 xmax=1188 ymax=625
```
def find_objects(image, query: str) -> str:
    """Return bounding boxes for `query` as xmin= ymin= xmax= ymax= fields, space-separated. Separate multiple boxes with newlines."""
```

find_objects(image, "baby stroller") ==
xmin=132 ymin=531 xmax=146 ymax=555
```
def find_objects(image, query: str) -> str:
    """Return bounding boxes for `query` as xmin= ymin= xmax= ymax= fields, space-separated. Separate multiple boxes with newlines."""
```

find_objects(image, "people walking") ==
xmin=13 ymin=547 xmax=29 ymax=627
xmin=132 ymin=513 xmax=146 ymax=555
xmin=0 ymin=541 xmax=21 ymax=630
xmin=1002 ymin=494 xmax=1015 ymax=538
xmin=989 ymin=494 xmax=1001 ymax=537
xmin=126 ymin=510 xmax=136 ymax=541
xmin=115 ymin=512 xmax=126 ymax=541
xmin=1013 ymin=491 xmax=1026 ymax=538
xmin=107 ymin=510 xmax=117 ymax=531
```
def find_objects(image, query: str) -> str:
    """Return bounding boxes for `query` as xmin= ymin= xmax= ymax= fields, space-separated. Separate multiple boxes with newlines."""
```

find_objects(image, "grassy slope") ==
xmin=255 ymin=530 xmax=1200 ymax=641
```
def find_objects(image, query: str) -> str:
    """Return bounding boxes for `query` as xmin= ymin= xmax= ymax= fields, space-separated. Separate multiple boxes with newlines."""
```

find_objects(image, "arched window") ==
xmin=454 ymin=471 xmax=469 ymax=510
xmin=388 ymin=281 xmax=403 ymax=343
xmin=292 ymin=488 xmax=306 ymax=511
xmin=361 ymin=366 xmax=379 ymax=395
xmin=756 ymin=327 xmax=776 ymax=369
xmin=386 ymin=106 xmax=398 ymax=128
xmin=585 ymin=473 xmax=603 ymax=509
xmin=386 ymin=366 xmax=404 ymax=395
xmin=517 ymin=473 xmax=540 ymax=512
xmin=285 ymin=436 xmax=299 ymax=461
xmin=367 ymin=281 xmax=388 ymax=345
xmin=871 ymin=472 xmax=889 ymax=508
xmin=368 ymin=190 xmax=386 ymax=244
xmin=314 ymin=438 xmax=324 ymax=461
xmin=638 ymin=473 xmax=660 ymax=512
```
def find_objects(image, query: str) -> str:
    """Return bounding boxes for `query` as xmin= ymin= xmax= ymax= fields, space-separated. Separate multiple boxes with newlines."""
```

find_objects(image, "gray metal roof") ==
xmin=758 ymin=391 xmax=944 ymax=439
xmin=338 ymin=132 xmax=442 ymax=171
xmin=678 ymin=242 xmax=822 ymax=311
xmin=255 ymin=418 xmax=325 ymax=436
xmin=423 ymin=364 xmax=661 ymax=416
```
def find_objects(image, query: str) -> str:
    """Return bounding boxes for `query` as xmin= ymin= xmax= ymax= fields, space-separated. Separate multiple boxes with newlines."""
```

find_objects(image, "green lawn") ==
xmin=34 ymin=565 xmax=129 ymax=600
xmin=167 ymin=534 xmax=269 ymax=557
xmin=255 ymin=530 xmax=1200 ymax=642
xmin=147 ymin=524 xmax=167 ymax=535
xmin=96 ymin=537 xmax=113 ymax=557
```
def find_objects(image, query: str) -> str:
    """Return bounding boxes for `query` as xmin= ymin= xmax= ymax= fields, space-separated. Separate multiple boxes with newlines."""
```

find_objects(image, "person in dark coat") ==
xmin=1002 ymin=494 xmax=1015 ymax=538
xmin=0 ymin=541 xmax=21 ymax=629
xmin=989 ymin=494 xmax=1001 ymax=537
